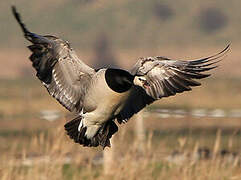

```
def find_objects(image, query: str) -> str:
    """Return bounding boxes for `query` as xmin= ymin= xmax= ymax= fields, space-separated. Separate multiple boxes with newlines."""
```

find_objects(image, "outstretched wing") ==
xmin=117 ymin=45 xmax=230 ymax=123
xmin=12 ymin=6 xmax=96 ymax=113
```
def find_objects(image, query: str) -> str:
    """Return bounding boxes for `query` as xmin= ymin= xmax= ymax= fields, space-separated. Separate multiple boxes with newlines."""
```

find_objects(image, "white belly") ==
xmin=83 ymin=69 xmax=130 ymax=125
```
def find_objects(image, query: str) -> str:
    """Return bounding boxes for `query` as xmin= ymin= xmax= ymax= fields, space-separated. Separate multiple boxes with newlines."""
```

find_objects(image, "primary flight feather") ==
xmin=12 ymin=6 xmax=229 ymax=148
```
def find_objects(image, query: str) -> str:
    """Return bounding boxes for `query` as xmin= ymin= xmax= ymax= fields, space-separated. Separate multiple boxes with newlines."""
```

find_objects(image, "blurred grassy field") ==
xmin=0 ymin=0 xmax=241 ymax=179
xmin=0 ymin=74 xmax=240 ymax=179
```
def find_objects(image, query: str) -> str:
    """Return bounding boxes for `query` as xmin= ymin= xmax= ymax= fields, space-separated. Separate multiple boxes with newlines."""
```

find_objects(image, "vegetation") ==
xmin=0 ymin=77 xmax=240 ymax=179
xmin=0 ymin=120 xmax=240 ymax=180
xmin=0 ymin=0 xmax=240 ymax=179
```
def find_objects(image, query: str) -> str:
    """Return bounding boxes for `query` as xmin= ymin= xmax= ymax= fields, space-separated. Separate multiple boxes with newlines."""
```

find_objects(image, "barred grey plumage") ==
xmin=12 ymin=6 xmax=230 ymax=148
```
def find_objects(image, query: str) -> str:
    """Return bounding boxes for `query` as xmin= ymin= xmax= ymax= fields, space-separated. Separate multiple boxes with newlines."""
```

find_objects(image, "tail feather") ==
xmin=65 ymin=117 xmax=80 ymax=131
xmin=64 ymin=116 xmax=118 ymax=148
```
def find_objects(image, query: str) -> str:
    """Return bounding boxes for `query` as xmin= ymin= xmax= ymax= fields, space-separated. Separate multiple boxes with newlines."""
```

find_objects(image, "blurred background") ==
xmin=0 ymin=0 xmax=240 ymax=179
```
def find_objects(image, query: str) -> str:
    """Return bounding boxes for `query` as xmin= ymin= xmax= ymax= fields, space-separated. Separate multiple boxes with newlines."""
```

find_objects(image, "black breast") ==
xmin=105 ymin=68 xmax=134 ymax=93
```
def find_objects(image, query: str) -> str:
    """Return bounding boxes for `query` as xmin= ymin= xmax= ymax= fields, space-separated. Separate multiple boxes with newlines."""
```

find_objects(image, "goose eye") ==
xmin=138 ymin=77 xmax=146 ymax=82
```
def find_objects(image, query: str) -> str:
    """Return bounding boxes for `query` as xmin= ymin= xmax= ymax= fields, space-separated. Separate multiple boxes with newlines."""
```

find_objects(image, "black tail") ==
xmin=64 ymin=116 xmax=118 ymax=148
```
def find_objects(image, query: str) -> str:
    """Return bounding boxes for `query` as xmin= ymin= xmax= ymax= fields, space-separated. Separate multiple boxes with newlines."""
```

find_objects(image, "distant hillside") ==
xmin=1 ymin=0 xmax=238 ymax=50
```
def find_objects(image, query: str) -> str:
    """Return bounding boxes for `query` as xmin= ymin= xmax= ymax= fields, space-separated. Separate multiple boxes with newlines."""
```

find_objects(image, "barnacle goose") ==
xmin=12 ymin=6 xmax=230 ymax=148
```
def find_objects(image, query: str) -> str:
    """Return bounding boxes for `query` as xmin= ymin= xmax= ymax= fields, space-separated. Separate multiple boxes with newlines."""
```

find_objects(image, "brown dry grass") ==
xmin=0 ymin=122 xmax=240 ymax=180
xmin=1 ymin=1 xmax=241 ymax=178
xmin=0 ymin=46 xmax=240 ymax=179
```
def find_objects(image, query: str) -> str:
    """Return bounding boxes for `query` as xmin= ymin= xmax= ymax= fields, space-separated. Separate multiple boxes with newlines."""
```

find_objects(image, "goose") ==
xmin=12 ymin=7 xmax=229 ymax=148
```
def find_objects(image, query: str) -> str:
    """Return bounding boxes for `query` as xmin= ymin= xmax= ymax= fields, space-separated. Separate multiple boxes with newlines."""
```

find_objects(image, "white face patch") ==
xmin=133 ymin=76 xmax=146 ymax=87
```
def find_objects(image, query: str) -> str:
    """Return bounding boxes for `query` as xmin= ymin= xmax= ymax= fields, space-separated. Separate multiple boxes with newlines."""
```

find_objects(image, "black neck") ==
xmin=105 ymin=68 xmax=134 ymax=93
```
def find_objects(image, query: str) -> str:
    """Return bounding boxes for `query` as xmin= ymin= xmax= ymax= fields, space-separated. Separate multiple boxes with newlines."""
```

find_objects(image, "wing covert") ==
xmin=117 ymin=45 xmax=230 ymax=123
xmin=12 ymin=7 xmax=95 ymax=113
xmin=131 ymin=45 xmax=230 ymax=99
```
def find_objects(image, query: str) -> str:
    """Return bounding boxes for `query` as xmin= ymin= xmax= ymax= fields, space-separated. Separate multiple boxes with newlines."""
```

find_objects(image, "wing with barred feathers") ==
xmin=131 ymin=45 xmax=229 ymax=99
xmin=12 ymin=6 xmax=96 ymax=113
xmin=117 ymin=45 xmax=230 ymax=123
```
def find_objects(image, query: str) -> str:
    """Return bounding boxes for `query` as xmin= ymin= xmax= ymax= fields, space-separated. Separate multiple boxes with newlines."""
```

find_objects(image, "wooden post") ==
xmin=103 ymin=137 xmax=115 ymax=175
xmin=103 ymin=111 xmax=146 ymax=174
xmin=135 ymin=111 xmax=145 ymax=152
